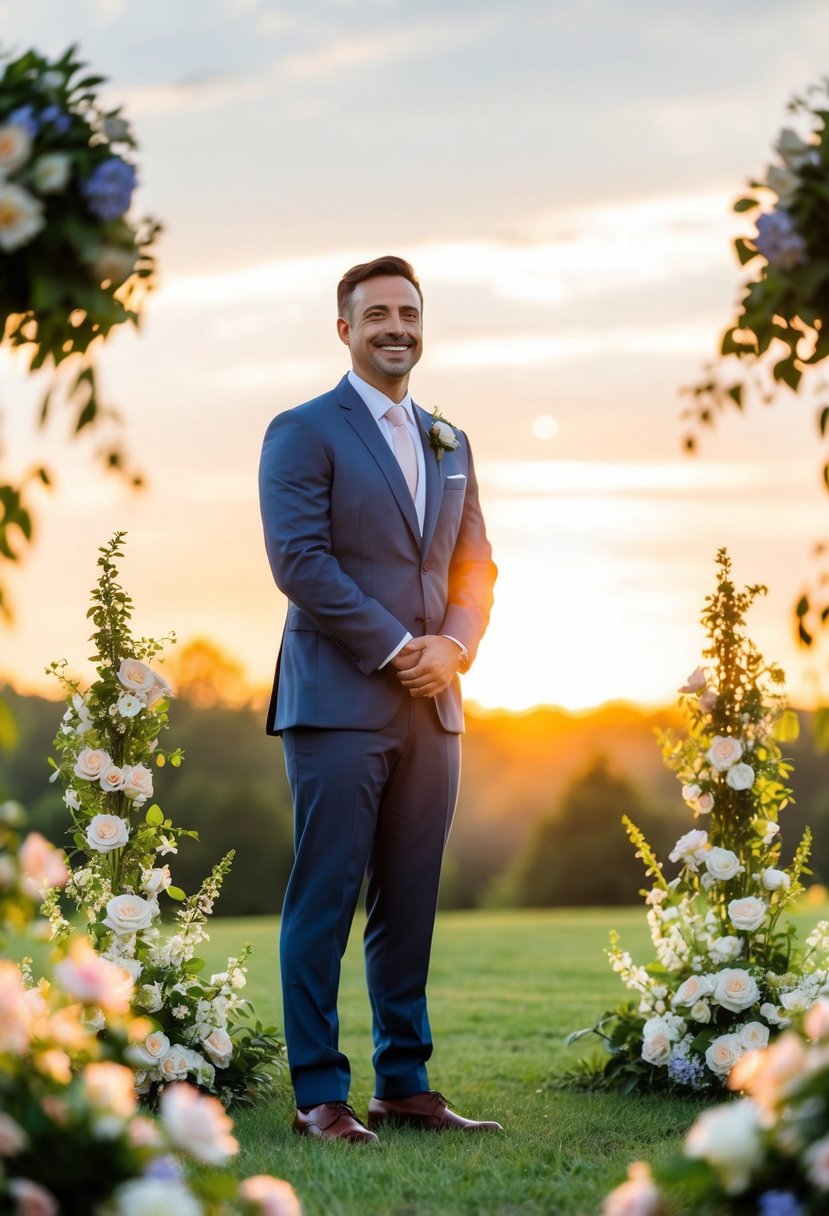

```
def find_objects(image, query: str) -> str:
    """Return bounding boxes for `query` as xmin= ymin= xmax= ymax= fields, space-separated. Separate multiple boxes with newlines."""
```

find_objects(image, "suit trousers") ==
xmin=279 ymin=694 xmax=461 ymax=1108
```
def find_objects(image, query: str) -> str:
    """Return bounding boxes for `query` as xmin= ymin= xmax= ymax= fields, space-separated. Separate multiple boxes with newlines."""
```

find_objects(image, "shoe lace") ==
xmin=324 ymin=1101 xmax=357 ymax=1117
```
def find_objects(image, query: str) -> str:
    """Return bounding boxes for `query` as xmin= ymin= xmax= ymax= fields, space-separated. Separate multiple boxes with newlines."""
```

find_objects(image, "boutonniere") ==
xmin=428 ymin=409 xmax=461 ymax=462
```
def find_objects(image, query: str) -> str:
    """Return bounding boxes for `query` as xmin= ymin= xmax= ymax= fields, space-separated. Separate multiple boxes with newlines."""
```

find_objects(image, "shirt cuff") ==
xmin=378 ymin=632 xmax=413 ymax=669
xmin=442 ymin=634 xmax=469 ymax=669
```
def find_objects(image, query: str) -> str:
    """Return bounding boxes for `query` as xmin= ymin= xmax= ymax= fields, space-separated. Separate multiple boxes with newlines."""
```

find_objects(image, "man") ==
xmin=259 ymin=255 xmax=499 ymax=1143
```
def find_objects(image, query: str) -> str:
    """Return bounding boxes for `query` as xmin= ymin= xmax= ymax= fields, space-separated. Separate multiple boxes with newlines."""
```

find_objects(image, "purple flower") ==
xmin=82 ymin=156 xmax=136 ymax=221
xmin=7 ymin=104 xmax=39 ymax=138
xmin=143 ymin=1154 xmax=184 ymax=1182
xmin=754 ymin=210 xmax=808 ymax=271
xmin=758 ymin=1192 xmax=804 ymax=1216
xmin=41 ymin=105 xmax=71 ymax=135
xmin=667 ymin=1054 xmax=705 ymax=1088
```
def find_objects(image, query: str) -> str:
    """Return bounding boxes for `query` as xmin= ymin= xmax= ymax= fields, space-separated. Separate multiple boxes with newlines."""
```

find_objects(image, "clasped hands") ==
xmin=391 ymin=635 xmax=462 ymax=698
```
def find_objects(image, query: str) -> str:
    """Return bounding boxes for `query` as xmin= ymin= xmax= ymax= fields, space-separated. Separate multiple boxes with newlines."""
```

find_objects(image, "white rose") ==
xmin=86 ymin=814 xmax=129 ymax=853
xmin=709 ymin=935 xmax=744 ymax=963
xmin=705 ymin=847 xmax=744 ymax=882
xmin=761 ymin=868 xmax=790 ymax=891
xmin=90 ymin=245 xmax=137 ymax=288
xmin=431 ymin=419 xmax=458 ymax=449
xmin=704 ymin=1033 xmax=744 ymax=1077
xmin=201 ymin=1026 xmax=233 ymax=1068
xmin=681 ymin=783 xmax=701 ymax=803
xmin=117 ymin=658 xmax=157 ymax=694
xmin=0 ymin=123 xmax=32 ymax=173
xmin=668 ymin=829 xmax=708 ymax=868
xmin=100 ymin=765 xmax=127 ymax=794
xmin=685 ymin=1098 xmax=763 ymax=1192
xmin=728 ymin=897 xmax=767 ymax=933
xmin=123 ymin=764 xmax=154 ymax=804
xmin=759 ymin=1002 xmax=789 ymax=1028
xmin=0 ymin=181 xmax=45 ymax=251
xmin=142 ymin=865 xmax=171 ymax=896
xmin=158 ymin=1047 xmax=191 ymax=1082
xmin=111 ymin=1178 xmax=202 ymax=1216
xmin=696 ymin=793 xmax=715 ymax=815
xmin=160 ymin=1082 xmax=239 ymax=1164
xmin=74 ymin=748 xmax=113 ymax=782
xmin=805 ymin=1133 xmax=829 ymax=1191
xmin=706 ymin=736 xmax=743 ymax=772
xmin=690 ymin=1000 xmax=711 ymax=1024
xmin=780 ymin=988 xmax=810 ymax=1014
xmin=738 ymin=1022 xmax=770 ymax=1051
xmin=713 ymin=969 xmax=760 ymax=1013
xmin=116 ymin=692 xmax=144 ymax=719
xmin=726 ymin=763 xmax=755 ymax=791
xmin=103 ymin=893 xmax=156 ymax=935
xmin=30 ymin=152 xmax=71 ymax=194
xmin=641 ymin=1032 xmax=671 ymax=1066
xmin=776 ymin=127 xmax=817 ymax=168
xmin=673 ymin=975 xmax=713 ymax=1007
xmin=135 ymin=982 xmax=163 ymax=1013
xmin=145 ymin=673 xmax=173 ymax=710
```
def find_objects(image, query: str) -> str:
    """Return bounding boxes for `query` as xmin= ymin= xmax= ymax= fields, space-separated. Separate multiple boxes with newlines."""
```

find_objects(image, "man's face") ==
xmin=337 ymin=275 xmax=423 ymax=392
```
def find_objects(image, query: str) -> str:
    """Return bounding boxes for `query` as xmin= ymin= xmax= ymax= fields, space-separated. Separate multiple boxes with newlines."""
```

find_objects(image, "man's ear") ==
xmin=336 ymin=317 xmax=350 ymax=346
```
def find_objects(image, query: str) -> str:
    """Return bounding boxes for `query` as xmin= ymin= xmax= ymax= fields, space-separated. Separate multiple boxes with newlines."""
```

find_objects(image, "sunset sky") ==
xmin=4 ymin=0 xmax=829 ymax=712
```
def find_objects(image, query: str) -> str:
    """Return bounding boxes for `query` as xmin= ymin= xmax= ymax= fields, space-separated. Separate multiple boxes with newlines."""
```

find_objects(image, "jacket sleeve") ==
xmin=259 ymin=409 xmax=407 ymax=675
xmin=439 ymin=438 xmax=497 ymax=665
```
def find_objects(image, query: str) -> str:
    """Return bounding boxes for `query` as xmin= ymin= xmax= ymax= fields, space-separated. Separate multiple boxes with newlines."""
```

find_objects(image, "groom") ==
xmin=259 ymin=255 xmax=499 ymax=1142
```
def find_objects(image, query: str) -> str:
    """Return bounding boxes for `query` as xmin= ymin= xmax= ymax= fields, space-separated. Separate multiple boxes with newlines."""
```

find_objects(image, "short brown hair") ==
xmin=337 ymin=255 xmax=422 ymax=320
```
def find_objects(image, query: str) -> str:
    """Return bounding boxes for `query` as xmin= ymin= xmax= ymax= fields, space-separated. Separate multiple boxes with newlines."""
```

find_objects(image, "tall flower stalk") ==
xmin=569 ymin=550 xmax=826 ymax=1093
xmin=47 ymin=533 xmax=283 ymax=1107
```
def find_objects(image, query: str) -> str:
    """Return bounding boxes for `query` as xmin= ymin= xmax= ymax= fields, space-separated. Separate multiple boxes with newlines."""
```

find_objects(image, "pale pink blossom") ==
xmin=679 ymin=667 xmax=706 ymax=694
xmin=7 ymin=1179 xmax=58 ymax=1216
xmin=117 ymin=658 xmax=156 ymax=694
xmin=239 ymin=1176 xmax=303 ymax=1216
xmin=18 ymin=832 xmax=69 ymax=898
xmin=707 ymin=735 xmax=743 ymax=772
xmin=53 ymin=937 xmax=133 ymax=1012
xmin=82 ymin=1062 xmax=137 ymax=1118
xmin=0 ymin=960 xmax=33 ymax=1053
xmin=601 ymin=1162 xmax=660 ymax=1216
xmin=160 ymin=1082 xmax=239 ymax=1164
xmin=74 ymin=748 xmax=113 ymax=781
xmin=0 ymin=1112 xmax=28 ymax=1156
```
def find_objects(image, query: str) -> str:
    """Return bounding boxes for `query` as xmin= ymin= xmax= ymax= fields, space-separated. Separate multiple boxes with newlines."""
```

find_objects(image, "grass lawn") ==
xmin=193 ymin=903 xmax=827 ymax=1216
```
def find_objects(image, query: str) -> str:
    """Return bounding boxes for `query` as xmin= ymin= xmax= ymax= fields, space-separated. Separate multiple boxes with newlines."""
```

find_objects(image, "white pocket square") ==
xmin=446 ymin=473 xmax=466 ymax=480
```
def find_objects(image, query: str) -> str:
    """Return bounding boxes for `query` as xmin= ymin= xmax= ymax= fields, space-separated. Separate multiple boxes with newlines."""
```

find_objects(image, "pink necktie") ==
xmin=385 ymin=405 xmax=418 ymax=501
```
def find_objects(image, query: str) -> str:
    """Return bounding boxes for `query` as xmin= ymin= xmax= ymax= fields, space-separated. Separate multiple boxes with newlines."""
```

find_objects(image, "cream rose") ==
xmin=239 ymin=1175 xmax=303 ymax=1216
xmin=86 ymin=813 xmax=129 ymax=853
xmin=123 ymin=764 xmax=154 ymax=804
xmin=697 ymin=793 xmax=715 ymax=814
xmin=116 ymin=692 xmax=144 ymax=719
xmin=738 ymin=1022 xmax=770 ymax=1051
xmin=681 ymin=783 xmax=701 ymax=803
xmin=728 ymin=897 xmax=767 ymax=933
xmin=145 ymin=672 xmax=173 ymax=710
xmin=201 ymin=1025 xmax=233 ymax=1068
xmin=31 ymin=152 xmax=71 ymax=194
xmin=726 ymin=763 xmax=755 ymax=791
xmin=102 ymin=892 xmax=155 ymax=935
xmin=704 ymin=1032 xmax=744 ymax=1077
xmin=685 ymin=1098 xmax=762 ymax=1192
xmin=668 ymin=829 xmax=708 ymax=868
xmin=706 ymin=735 xmax=743 ymax=771
xmin=99 ymin=765 xmax=127 ymax=793
xmin=160 ymin=1082 xmax=239 ymax=1164
xmin=713 ymin=969 xmax=760 ymax=1013
xmin=113 ymin=1179 xmax=202 ymax=1216
xmin=117 ymin=658 xmax=156 ymax=694
xmin=705 ymin=847 xmax=744 ymax=882
xmin=0 ymin=123 xmax=32 ymax=173
xmin=673 ymin=974 xmax=713 ymax=1007
xmin=74 ymin=748 xmax=113 ymax=782
xmin=131 ymin=1030 xmax=170 ymax=1066
xmin=690 ymin=1000 xmax=711 ymax=1024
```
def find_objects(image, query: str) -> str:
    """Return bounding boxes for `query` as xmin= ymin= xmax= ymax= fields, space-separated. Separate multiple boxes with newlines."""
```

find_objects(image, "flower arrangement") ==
xmin=683 ymin=80 xmax=829 ymax=451
xmin=0 ymin=45 xmax=159 ymax=371
xmin=0 ymin=801 xmax=302 ymax=1216
xmin=428 ymin=408 xmax=460 ymax=461
xmin=569 ymin=550 xmax=827 ymax=1093
xmin=603 ymin=999 xmax=829 ymax=1216
xmin=45 ymin=533 xmax=284 ymax=1108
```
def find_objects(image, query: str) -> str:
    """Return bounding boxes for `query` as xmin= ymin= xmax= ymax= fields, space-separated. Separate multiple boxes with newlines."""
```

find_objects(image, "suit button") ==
xmin=422 ymin=562 xmax=430 ymax=573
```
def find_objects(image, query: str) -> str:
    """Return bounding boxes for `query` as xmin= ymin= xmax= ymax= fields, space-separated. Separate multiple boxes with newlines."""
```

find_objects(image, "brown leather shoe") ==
xmin=367 ymin=1091 xmax=503 ymax=1132
xmin=293 ymin=1102 xmax=379 ymax=1143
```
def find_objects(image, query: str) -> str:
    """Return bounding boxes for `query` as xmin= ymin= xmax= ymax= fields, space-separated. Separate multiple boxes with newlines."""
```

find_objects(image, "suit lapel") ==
xmin=416 ymin=402 xmax=443 ymax=556
xmin=335 ymin=377 xmax=421 ymax=543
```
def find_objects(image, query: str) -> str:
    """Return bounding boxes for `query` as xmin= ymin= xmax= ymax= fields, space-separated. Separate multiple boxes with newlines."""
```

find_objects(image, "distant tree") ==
xmin=165 ymin=638 xmax=253 ymax=709
xmin=488 ymin=755 xmax=662 ymax=907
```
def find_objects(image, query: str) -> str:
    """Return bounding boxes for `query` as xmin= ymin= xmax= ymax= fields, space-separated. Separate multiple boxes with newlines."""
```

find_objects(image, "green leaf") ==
xmin=188 ymin=958 xmax=206 ymax=973
xmin=145 ymin=804 xmax=164 ymax=826
xmin=773 ymin=357 xmax=802 ymax=391
xmin=773 ymin=709 xmax=800 ymax=742
xmin=0 ymin=697 xmax=19 ymax=750
xmin=815 ymin=707 xmax=829 ymax=752
xmin=733 ymin=197 xmax=758 ymax=212
xmin=820 ymin=406 xmax=829 ymax=437
xmin=166 ymin=885 xmax=186 ymax=901
xmin=735 ymin=237 xmax=760 ymax=266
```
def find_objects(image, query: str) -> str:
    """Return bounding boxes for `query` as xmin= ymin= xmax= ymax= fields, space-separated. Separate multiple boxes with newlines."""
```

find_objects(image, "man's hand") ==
xmin=391 ymin=635 xmax=463 ymax=698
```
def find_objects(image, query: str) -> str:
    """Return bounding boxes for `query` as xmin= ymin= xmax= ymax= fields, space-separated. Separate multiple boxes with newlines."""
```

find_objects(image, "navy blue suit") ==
xmin=259 ymin=374 xmax=496 ymax=1105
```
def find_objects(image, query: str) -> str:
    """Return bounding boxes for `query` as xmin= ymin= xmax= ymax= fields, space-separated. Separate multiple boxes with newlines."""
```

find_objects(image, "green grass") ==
xmin=192 ymin=902 xmax=827 ymax=1216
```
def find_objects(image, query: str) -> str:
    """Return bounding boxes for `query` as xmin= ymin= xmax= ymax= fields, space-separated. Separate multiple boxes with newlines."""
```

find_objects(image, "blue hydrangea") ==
xmin=82 ymin=156 xmax=136 ymax=221
xmin=758 ymin=1191 xmax=804 ymax=1216
xmin=7 ymin=104 xmax=39 ymax=137
xmin=754 ymin=210 xmax=808 ymax=271
xmin=143 ymin=1154 xmax=184 ymax=1182
xmin=667 ymin=1053 xmax=705 ymax=1088
xmin=40 ymin=105 xmax=71 ymax=135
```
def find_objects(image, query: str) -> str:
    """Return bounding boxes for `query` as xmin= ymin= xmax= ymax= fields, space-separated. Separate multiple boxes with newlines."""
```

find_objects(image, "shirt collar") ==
xmin=347 ymin=370 xmax=414 ymax=424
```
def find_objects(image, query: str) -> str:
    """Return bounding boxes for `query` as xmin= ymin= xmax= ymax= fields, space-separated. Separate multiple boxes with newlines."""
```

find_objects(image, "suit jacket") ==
xmin=258 ymin=375 xmax=496 ymax=735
